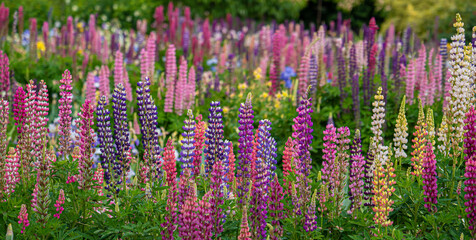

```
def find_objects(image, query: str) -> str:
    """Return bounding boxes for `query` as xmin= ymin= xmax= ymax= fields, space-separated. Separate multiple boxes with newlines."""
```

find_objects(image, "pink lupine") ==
xmin=434 ymin=54 xmax=443 ymax=96
xmin=99 ymin=65 xmax=110 ymax=98
xmin=140 ymin=48 xmax=148 ymax=80
xmin=298 ymin=51 xmax=310 ymax=100
xmin=93 ymin=163 xmax=104 ymax=196
xmin=18 ymin=204 xmax=29 ymax=234
xmin=54 ymin=189 xmax=65 ymax=219
xmin=33 ymin=80 xmax=49 ymax=159
xmin=178 ymin=180 xmax=200 ymax=239
xmin=238 ymin=207 xmax=252 ymax=240
xmin=123 ymin=68 xmax=132 ymax=101
xmin=165 ymin=44 xmax=177 ymax=112
xmin=58 ymin=70 xmax=73 ymax=157
xmin=85 ymin=72 xmax=96 ymax=104
xmin=154 ymin=6 xmax=164 ymax=44
xmin=101 ymin=38 xmax=109 ymax=63
xmin=114 ymin=50 xmax=124 ymax=87
xmin=270 ymin=30 xmax=281 ymax=96
xmin=4 ymin=147 xmax=20 ymax=195
xmin=146 ymin=32 xmax=156 ymax=77
xmin=175 ymin=56 xmax=187 ymax=115
xmin=321 ymin=124 xmax=337 ymax=193
xmin=197 ymin=191 xmax=213 ymax=239
xmin=0 ymin=50 xmax=9 ymax=94
xmin=406 ymin=59 xmax=416 ymax=104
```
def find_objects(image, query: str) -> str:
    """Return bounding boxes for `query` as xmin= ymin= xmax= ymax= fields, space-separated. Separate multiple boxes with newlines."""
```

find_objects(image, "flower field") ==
xmin=0 ymin=2 xmax=476 ymax=239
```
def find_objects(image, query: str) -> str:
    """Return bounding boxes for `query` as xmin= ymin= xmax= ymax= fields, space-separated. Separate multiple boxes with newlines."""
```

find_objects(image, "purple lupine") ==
xmin=349 ymin=44 xmax=357 ymax=82
xmin=309 ymin=53 xmax=318 ymax=95
xmin=363 ymin=143 xmax=375 ymax=207
xmin=58 ymin=70 xmax=73 ymax=157
xmin=348 ymin=130 xmax=365 ymax=215
xmin=292 ymin=88 xmax=314 ymax=177
xmin=337 ymin=45 xmax=347 ymax=108
xmin=269 ymin=175 xmax=284 ymax=239
xmin=237 ymin=93 xmax=254 ymax=207
xmin=321 ymin=124 xmax=337 ymax=193
xmin=304 ymin=190 xmax=317 ymax=232
xmin=250 ymin=120 xmax=272 ymax=240
xmin=464 ymin=106 xmax=476 ymax=236
xmin=96 ymin=96 xmax=117 ymax=196
xmin=351 ymin=73 xmax=361 ymax=128
xmin=404 ymin=27 xmax=412 ymax=55
xmin=136 ymin=77 xmax=162 ymax=182
xmin=210 ymin=158 xmax=225 ymax=237
xmin=180 ymin=110 xmax=196 ymax=170
xmin=204 ymin=101 xmax=225 ymax=175
xmin=422 ymin=141 xmax=438 ymax=212
xmin=112 ymin=84 xmax=130 ymax=192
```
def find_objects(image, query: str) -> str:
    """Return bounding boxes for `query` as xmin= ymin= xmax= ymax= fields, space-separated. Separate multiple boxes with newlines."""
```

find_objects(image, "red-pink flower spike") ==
xmin=270 ymin=30 xmax=281 ymax=96
xmin=227 ymin=142 xmax=236 ymax=184
xmin=193 ymin=115 xmax=206 ymax=176
xmin=238 ymin=206 xmax=252 ymax=240
xmin=33 ymin=80 xmax=49 ymax=159
xmin=58 ymin=69 xmax=73 ymax=157
xmin=175 ymin=56 xmax=187 ymax=115
xmin=54 ymin=189 xmax=65 ymax=219
xmin=178 ymin=180 xmax=200 ymax=239
xmin=165 ymin=44 xmax=177 ymax=112
xmin=93 ymin=163 xmax=105 ymax=196
xmin=4 ymin=147 xmax=20 ymax=195
xmin=163 ymin=139 xmax=177 ymax=188
xmin=77 ymin=100 xmax=96 ymax=190
xmin=13 ymin=87 xmax=27 ymax=135
xmin=0 ymin=50 xmax=9 ymax=94
xmin=282 ymin=137 xmax=295 ymax=194
xmin=464 ymin=106 xmax=476 ymax=236
xmin=0 ymin=99 xmax=9 ymax=167
xmin=18 ymin=204 xmax=29 ymax=234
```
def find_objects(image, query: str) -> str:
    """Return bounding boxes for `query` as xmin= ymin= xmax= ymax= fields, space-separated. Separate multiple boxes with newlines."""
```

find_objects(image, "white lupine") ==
xmin=437 ymin=114 xmax=449 ymax=156
xmin=394 ymin=96 xmax=408 ymax=160
xmin=370 ymin=87 xmax=386 ymax=158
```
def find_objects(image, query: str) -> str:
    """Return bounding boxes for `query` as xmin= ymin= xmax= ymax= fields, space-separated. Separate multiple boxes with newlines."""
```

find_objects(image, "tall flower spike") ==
xmin=422 ymin=141 xmax=438 ymax=212
xmin=32 ymin=149 xmax=54 ymax=227
xmin=0 ymin=99 xmax=8 ymax=170
xmin=464 ymin=106 xmax=476 ymax=237
xmin=192 ymin=114 xmax=206 ymax=176
xmin=370 ymin=87 xmax=385 ymax=159
xmin=304 ymin=189 xmax=318 ymax=232
xmin=237 ymin=93 xmax=254 ymax=207
xmin=197 ymin=191 xmax=213 ymax=239
xmin=96 ymin=96 xmax=117 ymax=195
xmin=0 ymin=51 xmax=9 ymax=95
xmin=114 ymin=50 xmax=124 ymax=87
xmin=163 ymin=139 xmax=177 ymax=188
xmin=411 ymin=99 xmax=427 ymax=177
xmin=58 ymin=69 xmax=73 ymax=157
xmin=282 ymin=137 xmax=295 ymax=194
xmin=54 ymin=189 xmax=65 ymax=219
xmin=175 ymin=56 xmax=187 ymax=115
xmin=18 ymin=204 xmax=29 ymax=234
xmin=321 ymin=124 xmax=337 ymax=196
xmin=33 ymin=80 xmax=49 ymax=159
xmin=210 ymin=158 xmax=225 ymax=237
xmin=112 ymin=84 xmax=130 ymax=191
xmin=77 ymin=100 xmax=95 ymax=190
xmin=165 ymin=44 xmax=177 ymax=112
xmin=238 ymin=207 xmax=252 ymax=240
xmin=181 ymin=109 xmax=196 ymax=170
xmin=438 ymin=114 xmax=450 ymax=156
xmin=4 ymin=147 xmax=20 ymax=195
xmin=394 ymin=96 xmax=408 ymax=164
xmin=372 ymin=145 xmax=395 ymax=227
xmin=348 ymin=130 xmax=365 ymax=215
xmin=269 ymin=175 xmax=284 ymax=239
xmin=178 ymin=179 xmax=200 ymax=239
xmin=427 ymin=108 xmax=436 ymax=146
xmin=226 ymin=141 xmax=236 ymax=184
xmin=204 ymin=101 xmax=225 ymax=175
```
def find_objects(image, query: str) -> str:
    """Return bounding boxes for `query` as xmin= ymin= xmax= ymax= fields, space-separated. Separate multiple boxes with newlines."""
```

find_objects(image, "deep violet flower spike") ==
xmin=112 ymin=84 xmax=130 ymax=192
xmin=96 ymin=96 xmax=117 ymax=195
xmin=204 ymin=101 xmax=225 ymax=175
xmin=181 ymin=109 xmax=196 ymax=170
xmin=237 ymin=93 xmax=254 ymax=207
xmin=464 ymin=106 xmax=476 ymax=236
xmin=292 ymin=87 xmax=314 ymax=177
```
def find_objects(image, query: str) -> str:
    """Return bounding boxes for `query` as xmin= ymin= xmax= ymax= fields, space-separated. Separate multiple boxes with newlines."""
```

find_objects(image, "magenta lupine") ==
xmin=210 ymin=158 xmax=225 ymax=237
xmin=237 ymin=93 xmax=254 ymax=207
xmin=175 ymin=56 xmax=187 ymax=115
xmin=165 ymin=44 xmax=177 ymax=112
xmin=321 ymin=124 xmax=337 ymax=193
xmin=0 ymin=50 xmax=9 ymax=95
xmin=422 ymin=141 xmax=438 ymax=212
xmin=348 ymin=130 xmax=365 ymax=215
xmin=13 ymin=87 xmax=27 ymax=136
xmin=114 ymin=50 xmax=124 ymax=87
xmin=270 ymin=30 xmax=281 ymax=96
xmin=77 ymin=100 xmax=96 ymax=190
xmin=154 ymin=6 xmax=164 ymax=45
xmin=178 ymin=180 xmax=200 ymax=239
xmin=18 ymin=204 xmax=29 ymax=234
xmin=58 ymin=69 xmax=73 ymax=157
xmin=53 ymin=189 xmax=65 ymax=219
xmin=269 ymin=175 xmax=284 ymax=239
xmin=465 ymin=106 xmax=476 ymax=236
xmin=197 ymin=191 xmax=213 ymax=239
xmin=202 ymin=19 xmax=211 ymax=52
xmin=4 ymin=147 xmax=20 ymax=195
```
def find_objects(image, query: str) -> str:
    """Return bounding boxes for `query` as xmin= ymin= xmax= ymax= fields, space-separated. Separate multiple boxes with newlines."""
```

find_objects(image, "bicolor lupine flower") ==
xmin=333 ymin=126 xmax=350 ymax=216
xmin=96 ymin=96 xmax=117 ymax=195
xmin=18 ymin=204 xmax=29 ymax=234
xmin=237 ymin=93 xmax=254 ymax=207
xmin=4 ymin=147 xmax=20 ymax=195
xmin=372 ymin=146 xmax=395 ymax=227
xmin=136 ymin=77 xmax=161 ymax=182
xmin=197 ymin=191 xmax=213 ymax=239
xmin=446 ymin=14 xmax=471 ymax=159
xmin=32 ymin=149 xmax=54 ymax=226
xmin=411 ymin=100 xmax=427 ymax=177
xmin=192 ymin=114 xmax=206 ymax=176
xmin=269 ymin=175 xmax=284 ymax=239
xmin=77 ymin=100 xmax=95 ymax=190
xmin=93 ymin=163 xmax=104 ymax=196
xmin=54 ymin=189 xmax=65 ymax=219
xmin=0 ymin=99 xmax=8 ymax=166
xmin=165 ymin=44 xmax=177 ymax=113
xmin=422 ymin=141 xmax=438 ymax=212
xmin=163 ymin=139 xmax=177 ymax=188
xmin=13 ymin=86 xmax=27 ymax=136
xmin=238 ymin=206 xmax=252 ymax=240
xmin=204 ymin=101 xmax=225 ymax=175
xmin=394 ymin=96 xmax=408 ymax=164
xmin=58 ymin=69 xmax=73 ymax=157
xmin=112 ymin=84 xmax=130 ymax=189
xmin=348 ymin=130 xmax=365 ymax=215
xmin=438 ymin=114 xmax=450 ymax=156
xmin=181 ymin=109 xmax=196 ymax=170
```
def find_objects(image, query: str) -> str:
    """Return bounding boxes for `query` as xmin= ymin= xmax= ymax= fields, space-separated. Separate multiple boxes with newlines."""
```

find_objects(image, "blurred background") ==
xmin=4 ymin=0 xmax=476 ymax=41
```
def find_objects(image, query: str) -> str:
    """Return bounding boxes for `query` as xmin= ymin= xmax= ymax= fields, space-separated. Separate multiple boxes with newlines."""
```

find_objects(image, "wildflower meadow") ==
xmin=0 ymin=1 xmax=476 ymax=239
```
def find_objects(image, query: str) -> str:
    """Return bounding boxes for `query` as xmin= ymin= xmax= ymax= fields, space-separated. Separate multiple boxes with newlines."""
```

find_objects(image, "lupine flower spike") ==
xmin=18 ymin=204 xmax=29 ymax=234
